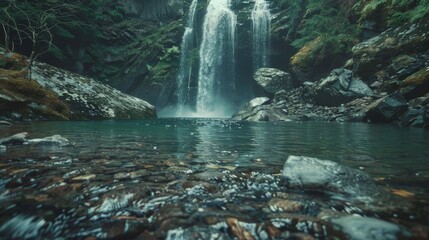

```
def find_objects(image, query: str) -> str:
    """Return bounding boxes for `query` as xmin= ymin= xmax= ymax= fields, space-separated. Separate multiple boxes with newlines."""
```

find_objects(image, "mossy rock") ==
xmin=0 ymin=69 xmax=71 ymax=121
xmin=290 ymin=36 xmax=351 ymax=83
xmin=352 ymin=22 xmax=429 ymax=80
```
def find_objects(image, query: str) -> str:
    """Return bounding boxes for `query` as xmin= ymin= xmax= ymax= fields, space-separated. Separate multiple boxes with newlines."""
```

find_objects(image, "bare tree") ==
xmin=0 ymin=0 xmax=70 ymax=78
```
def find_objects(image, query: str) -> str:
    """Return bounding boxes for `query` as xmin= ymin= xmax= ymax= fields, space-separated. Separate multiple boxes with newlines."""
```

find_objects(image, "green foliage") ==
xmin=356 ymin=0 xmax=429 ymax=26
xmin=159 ymin=46 xmax=180 ymax=62
xmin=291 ymin=0 xmax=358 ymax=55
xmin=361 ymin=0 xmax=388 ymax=19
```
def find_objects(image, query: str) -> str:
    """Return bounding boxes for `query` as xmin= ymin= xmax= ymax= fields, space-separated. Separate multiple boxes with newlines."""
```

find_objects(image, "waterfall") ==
xmin=196 ymin=0 xmax=237 ymax=116
xmin=176 ymin=0 xmax=198 ymax=115
xmin=252 ymin=0 xmax=271 ymax=71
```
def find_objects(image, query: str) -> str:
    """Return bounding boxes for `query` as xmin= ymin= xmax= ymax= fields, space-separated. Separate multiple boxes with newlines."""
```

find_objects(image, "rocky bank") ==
xmin=233 ymin=22 xmax=429 ymax=128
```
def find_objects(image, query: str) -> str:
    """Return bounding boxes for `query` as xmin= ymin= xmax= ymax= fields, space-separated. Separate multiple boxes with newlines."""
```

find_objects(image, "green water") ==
xmin=2 ymin=119 xmax=428 ymax=177
xmin=0 ymin=119 xmax=428 ymax=239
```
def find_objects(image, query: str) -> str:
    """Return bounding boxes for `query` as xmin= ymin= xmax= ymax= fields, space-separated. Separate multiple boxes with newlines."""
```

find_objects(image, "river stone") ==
xmin=364 ymin=92 xmax=408 ymax=123
xmin=254 ymin=68 xmax=293 ymax=94
xmin=27 ymin=135 xmax=70 ymax=146
xmin=331 ymin=216 xmax=411 ymax=240
xmin=72 ymin=174 xmax=96 ymax=181
xmin=281 ymin=156 xmax=380 ymax=198
xmin=0 ymin=132 xmax=28 ymax=145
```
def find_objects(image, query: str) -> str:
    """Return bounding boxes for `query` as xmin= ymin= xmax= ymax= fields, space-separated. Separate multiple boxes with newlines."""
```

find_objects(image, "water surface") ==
xmin=0 ymin=119 xmax=428 ymax=239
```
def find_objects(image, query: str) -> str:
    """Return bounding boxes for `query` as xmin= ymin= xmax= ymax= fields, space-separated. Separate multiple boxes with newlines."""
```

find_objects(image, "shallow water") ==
xmin=0 ymin=119 xmax=428 ymax=239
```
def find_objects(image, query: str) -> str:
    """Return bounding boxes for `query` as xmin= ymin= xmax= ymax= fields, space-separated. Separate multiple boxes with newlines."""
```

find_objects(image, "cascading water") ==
xmin=252 ymin=0 xmax=271 ymax=71
xmin=196 ymin=0 xmax=237 ymax=116
xmin=176 ymin=0 xmax=198 ymax=115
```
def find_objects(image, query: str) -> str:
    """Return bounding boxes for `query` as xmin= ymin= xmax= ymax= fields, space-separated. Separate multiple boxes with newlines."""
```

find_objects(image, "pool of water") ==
xmin=0 ymin=119 xmax=428 ymax=239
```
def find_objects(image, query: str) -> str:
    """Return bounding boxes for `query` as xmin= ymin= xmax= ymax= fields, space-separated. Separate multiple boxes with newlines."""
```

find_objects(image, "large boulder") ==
xmin=352 ymin=23 xmax=429 ymax=80
xmin=0 ymin=132 xmax=71 ymax=146
xmin=364 ymin=92 xmax=408 ymax=123
xmin=254 ymin=68 xmax=293 ymax=94
xmin=310 ymin=68 xmax=374 ymax=106
xmin=281 ymin=156 xmax=382 ymax=198
xmin=32 ymin=62 xmax=156 ymax=120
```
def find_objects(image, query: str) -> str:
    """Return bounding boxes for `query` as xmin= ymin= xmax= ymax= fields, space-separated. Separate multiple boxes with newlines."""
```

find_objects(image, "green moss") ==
xmin=0 ymin=70 xmax=70 ymax=120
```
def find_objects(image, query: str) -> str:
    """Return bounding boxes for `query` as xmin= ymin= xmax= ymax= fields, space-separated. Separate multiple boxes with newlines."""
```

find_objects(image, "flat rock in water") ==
xmin=281 ymin=155 xmax=381 ymax=198
xmin=330 ymin=216 xmax=411 ymax=240
xmin=28 ymin=135 xmax=70 ymax=146
xmin=0 ymin=132 xmax=28 ymax=145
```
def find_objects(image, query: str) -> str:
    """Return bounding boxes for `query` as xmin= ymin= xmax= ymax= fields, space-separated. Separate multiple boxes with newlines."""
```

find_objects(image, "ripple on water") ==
xmin=0 ymin=214 xmax=46 ymax=239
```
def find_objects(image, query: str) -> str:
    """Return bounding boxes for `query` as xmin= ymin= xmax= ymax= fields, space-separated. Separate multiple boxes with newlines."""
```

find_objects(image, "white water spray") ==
xmin=196 ymin=0 xmax=237 ymax=116
xmin=176 ymin=0 xmax=198 ymax=116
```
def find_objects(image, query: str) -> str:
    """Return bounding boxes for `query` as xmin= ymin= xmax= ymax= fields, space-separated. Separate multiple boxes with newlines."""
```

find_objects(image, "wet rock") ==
xmin=166 ymin=225 xmax=231 ymax=240
xmin=364 ymin=92 xmax=408 ymax=123
xmin=310 ymin=69 xmax=374 ymax=106
xmin=268 ymin=198 xmax=303 ymax=212
xmin=330 ymin=216 xmax=411 ymax=240
xmin=182 ymin=181 xmax=217 ymax=193
xmin=27 ymin=135 xmax=70 ymax=146
xmin=254 ymin=68 xmax=293 ymax=94
xmin=281 ymin=156 xmax=381 ymax=198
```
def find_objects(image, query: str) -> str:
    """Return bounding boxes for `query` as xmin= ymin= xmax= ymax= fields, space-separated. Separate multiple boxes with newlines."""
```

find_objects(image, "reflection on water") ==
xmin=1 ymin=119 xmax=429 ymax=177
